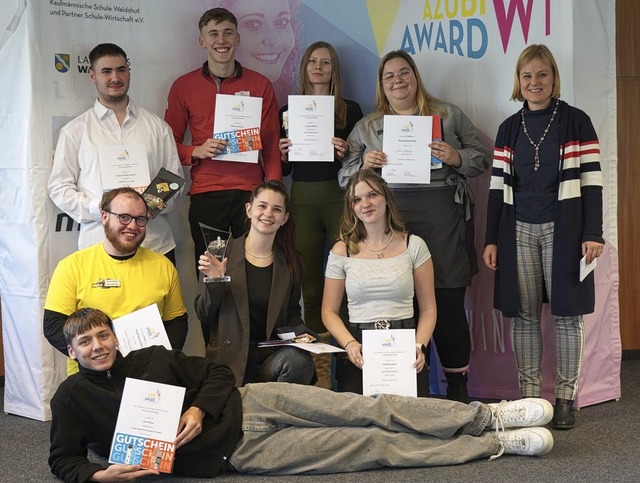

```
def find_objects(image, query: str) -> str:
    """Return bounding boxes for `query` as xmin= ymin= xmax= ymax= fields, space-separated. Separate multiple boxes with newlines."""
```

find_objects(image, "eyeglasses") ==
xmin=382 ymin=69 xmax=413 ymax=85
xmin=105 ymin=211 xmax=149 ymax=227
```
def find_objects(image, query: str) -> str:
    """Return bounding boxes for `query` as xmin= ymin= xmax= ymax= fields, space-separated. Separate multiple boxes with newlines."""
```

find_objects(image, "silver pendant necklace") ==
xmin=520 ymin=98 xmax=559 ymax=171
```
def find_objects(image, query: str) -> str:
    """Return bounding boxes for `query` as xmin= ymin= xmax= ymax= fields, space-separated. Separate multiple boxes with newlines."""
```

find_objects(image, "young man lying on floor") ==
xmin=49 ymin=308 xmax=553 ymax=482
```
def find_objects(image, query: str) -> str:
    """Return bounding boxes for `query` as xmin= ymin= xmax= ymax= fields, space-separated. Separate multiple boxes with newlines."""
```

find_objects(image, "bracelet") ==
xmin=344 ymin=339 xmax=358 ymax=349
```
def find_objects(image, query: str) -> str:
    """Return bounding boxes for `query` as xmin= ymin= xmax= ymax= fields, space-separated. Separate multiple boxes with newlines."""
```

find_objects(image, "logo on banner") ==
xmin=55 ymin=53 xmax=70 ymax=73
xmin=371 ymin=0 xmax=552 ymax=59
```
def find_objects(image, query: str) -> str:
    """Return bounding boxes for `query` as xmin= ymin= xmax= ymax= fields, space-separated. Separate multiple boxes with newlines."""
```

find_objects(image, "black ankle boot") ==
xmin=445 ymin=372 xmax=469 ymax=403
xmin=552 ymin=398 xmax=575 ymax=429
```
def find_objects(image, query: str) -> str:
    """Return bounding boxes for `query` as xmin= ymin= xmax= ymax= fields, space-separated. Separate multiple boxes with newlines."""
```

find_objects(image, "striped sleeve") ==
xmin=558 ymin=139 xmax=603 ymax=201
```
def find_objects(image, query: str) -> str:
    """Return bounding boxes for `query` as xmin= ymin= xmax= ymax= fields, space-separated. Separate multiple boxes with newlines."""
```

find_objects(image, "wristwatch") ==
xmin=415 ymin=343 xmax=427 ymax=353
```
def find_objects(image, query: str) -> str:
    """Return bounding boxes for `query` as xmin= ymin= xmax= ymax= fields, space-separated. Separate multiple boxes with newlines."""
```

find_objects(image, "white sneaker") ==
xmin=488 ymin=398 xmax=553 ymax=430
xmin=497 ymin=427 xmax=554 ymax=457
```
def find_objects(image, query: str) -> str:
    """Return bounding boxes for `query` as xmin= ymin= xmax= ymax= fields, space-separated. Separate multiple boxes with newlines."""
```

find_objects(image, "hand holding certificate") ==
xmin=381 ymin=115 xmax=432 ymax=184
xmin=111 ymin=304 xmax=172 ymax=356
xmin=287 ymin=95 xmax=335 ymax=162
xmin=109 ymin=378 xmax=186 ymax=473
xmin=362 ymin=329 xmax=417 ymax=397
xmin=213 ymin=93 xmax=262 ymax=163
xmin=579 ymin=254 xmax=597 ymax=282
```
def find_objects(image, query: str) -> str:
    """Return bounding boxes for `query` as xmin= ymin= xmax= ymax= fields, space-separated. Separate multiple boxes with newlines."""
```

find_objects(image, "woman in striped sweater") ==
xmin=483 ymin=44 xmax=604 ymax=430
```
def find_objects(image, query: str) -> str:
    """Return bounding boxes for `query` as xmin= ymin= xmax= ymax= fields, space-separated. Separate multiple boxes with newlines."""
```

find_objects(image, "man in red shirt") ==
xmin=165 ymin=7 xmax=282 ymax=273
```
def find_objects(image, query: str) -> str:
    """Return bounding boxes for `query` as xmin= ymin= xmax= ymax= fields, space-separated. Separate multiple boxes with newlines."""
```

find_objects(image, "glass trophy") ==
xmin=199 ymin=223 xmax=231 ymax=283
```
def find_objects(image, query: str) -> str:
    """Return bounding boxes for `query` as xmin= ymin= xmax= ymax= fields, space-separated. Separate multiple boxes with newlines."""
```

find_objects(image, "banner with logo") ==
xmin=0 ymin=0 xmax=618 ymax=420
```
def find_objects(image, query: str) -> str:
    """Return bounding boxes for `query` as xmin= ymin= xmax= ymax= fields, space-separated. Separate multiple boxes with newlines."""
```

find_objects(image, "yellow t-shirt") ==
xmin=45 ymin=243 xmax=187 ymax=374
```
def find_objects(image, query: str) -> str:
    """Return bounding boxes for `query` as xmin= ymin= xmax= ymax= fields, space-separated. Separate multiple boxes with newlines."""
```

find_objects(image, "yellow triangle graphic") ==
xmin=366 ymin=0 xmax=402 ymax=56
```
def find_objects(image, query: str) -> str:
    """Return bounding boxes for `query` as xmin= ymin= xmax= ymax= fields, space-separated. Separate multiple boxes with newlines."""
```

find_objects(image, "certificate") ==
xmin=287 ymin=95 xmax=335 ymax=162
xmin=381 ymin=115 xmax=432 ymax=184
xmin=213 ymin=93 xmax=262 ymax=163
xmin=257 ymin=340 xmax=345 ymax=354
xmin=109 ymin=378 xmax=186 ymax=473
xmin=98 ymin=143 xmax=150 ymax=192
xmin=579 ymin=254 xmax=597 ymax=282
xmin=362 ymin=329 xmax=417 ymax=397
xmin=111 ymin=304 xmax=172 ymax=356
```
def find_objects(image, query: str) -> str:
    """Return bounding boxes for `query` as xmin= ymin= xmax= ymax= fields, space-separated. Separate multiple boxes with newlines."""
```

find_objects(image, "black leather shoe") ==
xmin=552 ymin=398 xmax=575 ymax=429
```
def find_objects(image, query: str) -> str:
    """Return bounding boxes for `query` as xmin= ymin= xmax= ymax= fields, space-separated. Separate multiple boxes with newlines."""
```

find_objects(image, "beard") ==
xmin=104 ymin=221 xmax=145 ymax=255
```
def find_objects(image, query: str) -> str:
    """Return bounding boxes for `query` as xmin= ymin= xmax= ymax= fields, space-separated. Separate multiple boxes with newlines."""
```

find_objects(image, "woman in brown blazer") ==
xmin=195 ymin=180 xmax=315 ymax=386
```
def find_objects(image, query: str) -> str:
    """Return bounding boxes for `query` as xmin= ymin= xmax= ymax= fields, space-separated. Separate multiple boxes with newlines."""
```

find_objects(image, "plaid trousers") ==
xmin=512 ymin=221 xmax=584 ymax=401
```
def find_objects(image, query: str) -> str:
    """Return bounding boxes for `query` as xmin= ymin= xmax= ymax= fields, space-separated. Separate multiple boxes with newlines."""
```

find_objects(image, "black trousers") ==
xmin=432 ymin=287 xmax=471 ymax=371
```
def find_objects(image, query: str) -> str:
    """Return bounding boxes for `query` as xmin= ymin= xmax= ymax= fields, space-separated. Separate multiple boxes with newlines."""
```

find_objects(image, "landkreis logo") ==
xmin=54 ymin=53 xmax=70 ymax=73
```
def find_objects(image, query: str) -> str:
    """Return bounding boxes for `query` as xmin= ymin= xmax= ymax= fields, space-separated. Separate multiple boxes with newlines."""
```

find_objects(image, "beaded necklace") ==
xmin=361 ymin=231 xmax=394 ymax=259
xmin=520 ymin=98 xmax=560 ymax=171
xmin=244 ymin=244 xmax=273 ymax=259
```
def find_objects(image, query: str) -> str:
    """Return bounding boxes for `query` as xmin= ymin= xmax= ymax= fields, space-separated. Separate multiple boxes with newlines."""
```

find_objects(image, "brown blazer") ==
xmin=195 ymin=235 xmax=303 ymax=385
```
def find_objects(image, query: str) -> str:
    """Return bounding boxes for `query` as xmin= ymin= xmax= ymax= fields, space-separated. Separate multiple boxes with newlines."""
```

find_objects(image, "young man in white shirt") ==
xmin=48 ymin=43 xmax=183 ymax=263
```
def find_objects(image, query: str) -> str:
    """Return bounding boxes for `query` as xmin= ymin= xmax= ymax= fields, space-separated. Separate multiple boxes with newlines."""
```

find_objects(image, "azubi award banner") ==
xmin=0 ymin=0 xmax=618 ymax=420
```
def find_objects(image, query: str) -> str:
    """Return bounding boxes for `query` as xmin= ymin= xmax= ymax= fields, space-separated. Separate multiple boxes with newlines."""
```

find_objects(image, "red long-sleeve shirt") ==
xmin=165 ymin=62 xmax=282 ymax=195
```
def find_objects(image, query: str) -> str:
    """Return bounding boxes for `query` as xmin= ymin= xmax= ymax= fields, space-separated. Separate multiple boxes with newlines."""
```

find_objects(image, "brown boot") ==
xmin=312 ymin=332 xmax=333 ymax=389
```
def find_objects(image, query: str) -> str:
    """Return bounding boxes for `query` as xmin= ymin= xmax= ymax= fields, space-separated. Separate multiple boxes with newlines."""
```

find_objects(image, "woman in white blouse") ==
xmin=321 ymin=169 xmax=436 ymax=395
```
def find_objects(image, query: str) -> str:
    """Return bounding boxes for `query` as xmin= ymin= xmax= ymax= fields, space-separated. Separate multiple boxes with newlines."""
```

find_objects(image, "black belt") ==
xmin=348 ymin=318 xmax=415 ymax=330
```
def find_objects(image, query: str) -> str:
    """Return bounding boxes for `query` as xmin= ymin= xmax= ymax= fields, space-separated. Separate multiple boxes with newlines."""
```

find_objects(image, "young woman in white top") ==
xmin=321 ymin=169 xmax=436 ymax=395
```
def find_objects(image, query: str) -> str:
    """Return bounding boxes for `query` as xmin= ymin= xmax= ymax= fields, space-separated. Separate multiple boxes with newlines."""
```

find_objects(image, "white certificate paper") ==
xmin=362 ymin=329 xmax=417 ymax=397
xmin=98 ymin=143 xmax=150 ymax=191
xmin=287 ymin=95 xmax=335 ymax=162
xmin=109 ymin=378 xmax=186 ymax=473
xmin=381 ymin=115 xmax=432 ymax=184
xmin=257 ymin=340 xmax=345 ymax=354
xmin=213 ymin=93 xmax=262 ymax=163
xmin=111 ymin=304 xmax=172 ymax=356
xmin=579 ymin=255 xmax=598 ymax=282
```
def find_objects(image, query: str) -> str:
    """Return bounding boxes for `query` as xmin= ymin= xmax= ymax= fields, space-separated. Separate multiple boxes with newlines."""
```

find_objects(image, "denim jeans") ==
xmin=229 ymin=382 xmax=499 ymax=474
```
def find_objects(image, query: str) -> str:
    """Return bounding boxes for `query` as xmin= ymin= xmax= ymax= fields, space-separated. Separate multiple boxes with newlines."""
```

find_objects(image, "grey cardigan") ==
xmin=338 ymin=101 xmax=490 ymax=189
